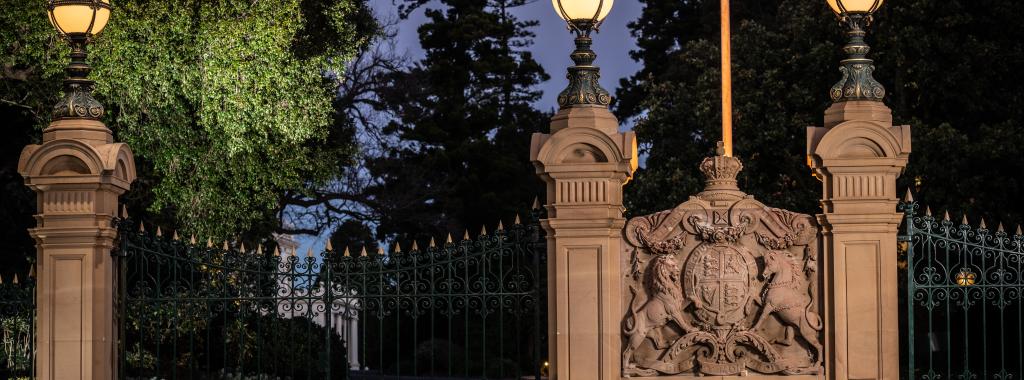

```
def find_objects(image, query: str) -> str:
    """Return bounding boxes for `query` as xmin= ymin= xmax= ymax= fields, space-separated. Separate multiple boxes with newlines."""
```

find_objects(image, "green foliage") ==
xmin=0 ymin=315 xmax=32 ymax=373
xmin=1 ymin=0 xmax=375 ymax=237
xmin=364 ymin=0 xmax=549 ymax=241
xmin=619 ymin=0 xmax=1024 ymax=223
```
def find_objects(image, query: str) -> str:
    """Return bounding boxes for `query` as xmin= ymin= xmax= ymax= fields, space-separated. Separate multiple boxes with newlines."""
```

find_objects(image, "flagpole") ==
xmin=720 ymin=0 xmax=733 ymax=157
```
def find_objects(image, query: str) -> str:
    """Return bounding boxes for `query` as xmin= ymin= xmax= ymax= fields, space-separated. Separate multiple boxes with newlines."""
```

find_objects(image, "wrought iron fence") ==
xmin=0 ymin=267 xmax=34 ymax=379
xmin=115 ymin=211 xmax=547 ymax=380
xmin=900 ymin=197 xmax=1024 ymax=380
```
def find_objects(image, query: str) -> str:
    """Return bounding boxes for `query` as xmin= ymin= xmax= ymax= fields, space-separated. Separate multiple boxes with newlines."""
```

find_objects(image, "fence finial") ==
xmin=395 ymin=242 xmax=402 ymax=253
xmin=139 ymin=222 xmax=145 ymax=233
xmin=532 ymin=197 xmax=540 ymax=210
xmin=222 ymin=240 xmax=229 ymax=251
xmin=998 ymin=223 xmax=1005 ymax=233
xmin=463 ymin=229 xmax=470 ymax=241
xmin=515 ymin=214 xmax=522 ymax=225
xmin=980 ymin=218 xmax=988 ymax=230
xmin=156 ymin=226 xmax=162 ymax=237
xmin=28 ymin=265 xmax=34 ymax=279
xmin=207 ymin=238 xmax=214 ymax=248
xmin=943 ymin=210 xmax=951 ymax=221
xmin=305 ymin=248 xmax=313 ymax=258
xmin=904 ymin=188 xmax=914 ymax=202
xmin=961 ymin=214 xmax=969 ymax=226
xmin=446 ymin=233 xmax=453 ymax=244
xmin=411 ymin=241 xmax=419 ymax=252
xmin=360 ymin=247 xmax=368 ymax=257
xmin=172 ymin=230 xmax=179 ymax=241
xmin=343 ymin=247 xmax=351 ymax=257
xmin=257 ymin=244 xmax=263 ymax=255
xmin=480 ymin=225 xmax=488 ymax=236
xmin=429 ymin=237 xmax=437 ymax=248
xmin=925 ymin=206 xmax=932 ymax=217
xmin=326 ymin=239 xmax=334 ymax=252
xmin=497 ymin=220 xmax=504 ymax=231
xmin=1017 ymin=225 xmax=1023 ymax=236
xmin=273 ymin=246 xmax=281 ymax=257
xmin=240 ymin=242 xmax=247 ymax=253
xmin=120 ymin=204 xmax=129 ymax=219
xmin=0 ymin=274 xmax=4 ymax=284
xmin=376 ymin=247 xmax=385 ymax=256
xmin=12 ymin=274 xmax=18 ymax=285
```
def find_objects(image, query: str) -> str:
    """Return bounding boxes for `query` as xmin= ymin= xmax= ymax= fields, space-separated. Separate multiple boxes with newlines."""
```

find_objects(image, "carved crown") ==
xmin=698 ymin=142 xmax=743 ymax=193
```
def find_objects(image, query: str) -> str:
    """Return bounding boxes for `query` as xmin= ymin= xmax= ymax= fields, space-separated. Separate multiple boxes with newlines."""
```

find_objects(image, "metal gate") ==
xmin=0 ymin=267 xmax=34 ymax=379
xmin=900 ymin=198 xmax=1024 ymax=380
xmin=115 ymin=211 xmax=547 ymax=379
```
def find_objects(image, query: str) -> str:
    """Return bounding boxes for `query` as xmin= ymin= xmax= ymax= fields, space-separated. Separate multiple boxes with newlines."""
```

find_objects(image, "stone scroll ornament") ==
xmin=621 ymin=143 xmax=823 ymax=377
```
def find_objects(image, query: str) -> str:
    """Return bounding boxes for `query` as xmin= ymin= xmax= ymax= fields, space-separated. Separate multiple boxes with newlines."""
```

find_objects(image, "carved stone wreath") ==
xmin=621 ymin=151 xmax=823 ymax=377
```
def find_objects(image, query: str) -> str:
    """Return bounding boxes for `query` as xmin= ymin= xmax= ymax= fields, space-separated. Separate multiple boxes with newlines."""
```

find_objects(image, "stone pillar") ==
xmin=18 ymin=118 xmax=136 ymax=380
xmin=807 ymin=101 xmax=910 ymax=380
xmin=531 ymin=106 xmax=638 ymax=380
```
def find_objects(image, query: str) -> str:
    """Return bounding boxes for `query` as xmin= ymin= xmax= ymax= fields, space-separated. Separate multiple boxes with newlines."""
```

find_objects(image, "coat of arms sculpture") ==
xmin=621 ymin=143 xmax=823 ymax=377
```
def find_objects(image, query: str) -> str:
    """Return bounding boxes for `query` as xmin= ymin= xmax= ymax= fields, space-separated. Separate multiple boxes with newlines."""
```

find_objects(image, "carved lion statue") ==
xmin=622 ymin=254 xmax=693 ymax=373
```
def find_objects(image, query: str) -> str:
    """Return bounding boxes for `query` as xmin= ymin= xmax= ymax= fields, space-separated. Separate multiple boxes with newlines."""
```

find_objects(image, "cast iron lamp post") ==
xmin=828 ymin=0 xmax=886 ymax=103
xmin=551 ymin=0 xmax=613 ymax=109
xmin=47 ymin=0 xmax=111 ymax=121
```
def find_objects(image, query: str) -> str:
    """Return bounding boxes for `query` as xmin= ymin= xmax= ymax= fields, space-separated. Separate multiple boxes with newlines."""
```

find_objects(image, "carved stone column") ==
xmin=18 ymin=118 xmax=136 ymax=380
xmin=807 ymin=101 xmax=910 ymax=380
xmin=531 ymin=105 xmax=638 ymax=380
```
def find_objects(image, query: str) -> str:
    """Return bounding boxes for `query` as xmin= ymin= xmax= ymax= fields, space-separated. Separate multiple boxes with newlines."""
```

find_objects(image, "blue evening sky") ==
xmin=290 ymin=1 xmax=645 ymax=254
xmin=370 ymin=0 xmax=644 ymax=111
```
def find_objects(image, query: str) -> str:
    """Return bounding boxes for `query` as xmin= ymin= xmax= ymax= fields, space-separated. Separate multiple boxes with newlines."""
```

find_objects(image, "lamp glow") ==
xmin=552 ymin=0 xmax=613 ymax=23
xmin=827 ymin=0 xmax=883 ymax=14
xmin=48 ymin=0 xmax=111 ymax=37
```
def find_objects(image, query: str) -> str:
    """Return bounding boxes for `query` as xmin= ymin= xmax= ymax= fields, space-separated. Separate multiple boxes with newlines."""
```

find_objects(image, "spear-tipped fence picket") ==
xmin=900 ymin=191 xmax=1024 ymax=380
xmin=113 ymin=206 xmax=548 ymax=380
xmin=0 ymin=264 xmax=34 ymax=379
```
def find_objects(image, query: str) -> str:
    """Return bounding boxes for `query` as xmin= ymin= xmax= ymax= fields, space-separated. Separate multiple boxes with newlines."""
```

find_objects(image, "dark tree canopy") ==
xmin=618 ymin=0 xmax=1024 ymax=226
xmin=358 ymin=0 xmax=549 ymax=243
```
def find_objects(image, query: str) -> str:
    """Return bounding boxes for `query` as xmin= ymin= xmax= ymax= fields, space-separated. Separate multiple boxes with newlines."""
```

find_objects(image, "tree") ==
xmin=287 ymin=0 xmax=550 ymax=245
xmin=0 ymin=0 xmax=376 ymax=239
xmin=373 ymin=0 xmax=549 ymax=241
xmin=617 ymin=0 xmax=834 ymax=217
xmin=618 ymin=0 xmax=1024 ymax=225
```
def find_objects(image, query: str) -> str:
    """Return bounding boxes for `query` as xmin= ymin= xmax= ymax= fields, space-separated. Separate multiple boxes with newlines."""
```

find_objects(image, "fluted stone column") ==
xmin=19 ymin=118 xmax=136 ymax=379
xmin=807 ymin=101 xmax=910 ymax=380
xmin=531 ymin=106 xmax=638 ymax=380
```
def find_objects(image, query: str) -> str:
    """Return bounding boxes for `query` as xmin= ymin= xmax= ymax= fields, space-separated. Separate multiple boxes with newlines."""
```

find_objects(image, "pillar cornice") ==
xmin=19 ymin=117 xmax=135 ymax=380
xmin=808 ymin=100 xmax=910 ymax=380
xmin=532 ymin=106 xmax=636 ymax=380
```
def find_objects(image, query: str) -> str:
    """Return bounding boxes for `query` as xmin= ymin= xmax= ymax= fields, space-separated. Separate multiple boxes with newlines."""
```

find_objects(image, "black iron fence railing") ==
xmin=900 ymin=198 xmax=1024 ymax=380
xmin=115 ymin=210 xmax=547 ymax=380
xmin=0 ymin=268 xmax=34 ymax=379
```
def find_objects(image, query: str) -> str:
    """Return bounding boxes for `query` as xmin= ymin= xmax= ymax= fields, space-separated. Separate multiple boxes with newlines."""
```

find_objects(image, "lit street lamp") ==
xmin=47 ymin=0 xmax=111 ymax=121
xmin=551 ymin=0 xmax=613 ymax=109
xmin=828 ymin=0 xmax=886 ymax=103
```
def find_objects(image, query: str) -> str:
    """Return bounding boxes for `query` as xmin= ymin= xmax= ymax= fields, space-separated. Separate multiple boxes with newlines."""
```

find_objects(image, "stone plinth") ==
xmin=807 ymin=101 xmax=910 ymax=380
xmin=18 ymin=118 xmax=136 ymax=380
xmin=531 ymin=106 xmax=637 ymax=380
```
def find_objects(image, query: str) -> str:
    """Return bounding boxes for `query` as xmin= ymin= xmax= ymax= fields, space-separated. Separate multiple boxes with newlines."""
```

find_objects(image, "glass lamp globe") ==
xmin=827 ymin=0 xmax=883 ymax=14
xmin=552 ymin=0 xmax=614 ymax=22
xmin=48 ymin=0 xmax=111 ymax=37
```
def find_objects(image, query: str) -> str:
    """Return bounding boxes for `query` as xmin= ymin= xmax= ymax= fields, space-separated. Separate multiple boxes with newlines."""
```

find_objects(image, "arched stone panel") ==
xmin=535 ymin=126 xmax=626 ymax=166
xmin=19 ymin=139 xmax=105 ymax=178
xmin=813 ymin=120 xmax=909 ymax=160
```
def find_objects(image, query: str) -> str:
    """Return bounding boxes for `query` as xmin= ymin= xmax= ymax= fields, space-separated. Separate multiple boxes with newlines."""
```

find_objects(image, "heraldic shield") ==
xmin=621 ymin=144 xmax=823 ymax=377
